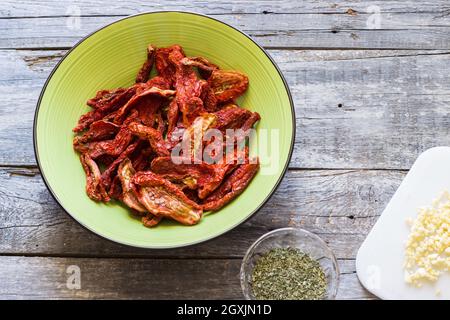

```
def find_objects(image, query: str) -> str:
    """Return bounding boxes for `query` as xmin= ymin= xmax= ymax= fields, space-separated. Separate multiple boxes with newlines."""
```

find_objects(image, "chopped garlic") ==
xmin=404 ymin=190 xmax=450 ymax=287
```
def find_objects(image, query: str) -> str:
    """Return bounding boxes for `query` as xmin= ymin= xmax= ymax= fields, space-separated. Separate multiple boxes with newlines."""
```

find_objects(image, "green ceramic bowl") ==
xmin=34 ymin=11 xmax=295 ymax=248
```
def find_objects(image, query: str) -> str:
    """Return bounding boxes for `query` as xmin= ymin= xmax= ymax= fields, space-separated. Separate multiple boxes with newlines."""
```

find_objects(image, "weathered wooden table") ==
xmin=0 ymin=0 xmax=449 ymax=299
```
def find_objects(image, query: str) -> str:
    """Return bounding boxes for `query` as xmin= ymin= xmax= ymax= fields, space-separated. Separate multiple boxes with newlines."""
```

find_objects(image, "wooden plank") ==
xmin=6 ymin=48 xmax=450 ymax=81
xmin=0 ymin=49 xmax=449 ymax=168
xmin=2 ymin=0 xmax=449 ymax=17
xmin=0 ymin=167 xmax=405 ymax=259
xmin=1 ymin=13 xmax=450 ymax=49
xmin=0 ymin=256 xmax=373 ymax=299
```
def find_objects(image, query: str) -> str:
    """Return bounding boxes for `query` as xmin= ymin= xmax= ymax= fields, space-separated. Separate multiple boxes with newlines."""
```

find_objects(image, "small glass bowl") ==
xmin=240 ymin=227 xmax=340 ymax=300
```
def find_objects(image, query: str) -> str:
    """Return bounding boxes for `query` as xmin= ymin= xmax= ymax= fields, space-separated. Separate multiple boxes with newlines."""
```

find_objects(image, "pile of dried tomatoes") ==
xmin=73 ymin=44 xmax=260 ymax=227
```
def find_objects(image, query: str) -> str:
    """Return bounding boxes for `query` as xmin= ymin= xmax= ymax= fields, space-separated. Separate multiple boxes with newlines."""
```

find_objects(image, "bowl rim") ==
xmin=33 ymin=11 xmax=296 ymax=249
xmin=240 ymin=227 xmax=340 ymax=299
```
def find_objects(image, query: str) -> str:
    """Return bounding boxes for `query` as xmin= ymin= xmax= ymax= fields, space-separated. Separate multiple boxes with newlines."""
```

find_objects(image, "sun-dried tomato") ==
xmin=80 ymin=153 xmax=110 ymax=202
xmin=208 ymin=70 xmax=249 ymax=103
xmin=73 ymin=120 xmax=120 ymax=149
xmin=152 ymin=145 xmax=250 ymax=199
xmin=202 ymin=162 xmax=259 ymax=211
xmin=150 ymin=157 xmax=224 ymax=199
xmin=212 ymin=104 xmax=260 ymax=135
xmin=76 ymin=125 xmax=134 ymax=160
xmin=212 ymin=104 xmax=250 ymax=130
xmin=74 ymin=86 xmax=137 ymax=132
xmin=155 ymin=45 xmax=185 ymax=86
xmin=130 ymin=145 xmax=153 ymax=172
xmin=101 ymin=142 xmax=138 ymax=191
xmin=181 ymin=56 xmax=219 ymax=79
xmin=182 ymin=97 xmax=206 ymax=125
xmin=142 ymin=76 xmax=171 ymax=92
xmin=141 ymin=214 xmax=163 ymax=227
xmin=135 ymin=44 xmax=156 ymax=83
xmin=108 ymin=175 xmax=122 ymax=200
xmin=241 ymin=111 xmax=261 ymax=131
xmin=114 ymin=86 xmax=174 ymax=124
xmin=117 ymin=158 xmax=147 ymax=213
xmin=133 ymin=171 xmax=203 ymax=225
xmin=166 ymin=98 xmax=180 ymax=141
xmin=87 ymin=88 xmax=128 ymax=109
xmin=181 ymin=113 xmax=217 ymax=159
xmin=154 ymin=110 xmax=166 ymax=135
xmin=171 ymin=52 xmax=207 ymax=126
xmin=128 ymin=122 xmax=170 ymax=156
xmin=199 ymin=81 xmax=218 ymax=112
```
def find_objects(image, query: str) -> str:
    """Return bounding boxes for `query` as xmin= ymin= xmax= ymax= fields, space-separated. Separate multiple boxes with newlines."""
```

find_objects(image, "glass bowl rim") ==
xmin=240 ymin=227 xmax=340 ymax=300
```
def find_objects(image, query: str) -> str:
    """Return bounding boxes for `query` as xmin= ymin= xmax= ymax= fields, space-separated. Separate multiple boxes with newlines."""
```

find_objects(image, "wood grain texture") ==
xmin=1 ymin=49 xmax=449 ymax=169
xmin=1 ymin=13 xmax=450 ymax=49
xmin=2 ymin=0 xmax=449 ymax=16
xmin=0 ymin=167 xmax=390 ymax=299
xmin=0 ymin=256 xmax=373 ymax=300
xmin=0 ymin=167 xmax=404 ymax=258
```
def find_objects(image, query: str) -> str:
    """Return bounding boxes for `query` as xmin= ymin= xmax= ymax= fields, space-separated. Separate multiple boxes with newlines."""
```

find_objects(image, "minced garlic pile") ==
xmin=404 ymin=191 xmax=450 ymax=287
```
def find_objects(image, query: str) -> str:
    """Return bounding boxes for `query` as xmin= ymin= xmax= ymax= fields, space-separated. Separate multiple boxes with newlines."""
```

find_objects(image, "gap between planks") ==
xmin=1 ymin=11 xmax=449 ymax=20
xmin=2 ymin=0 xmax=450 ymax=17
xmin=6 ymin=47 xmax=450 ymax=52
xmin=2 ymin=13 xmax=450 ymax=50
xmin=0 ymin=165 xmax=410 ymax=174
xmin=0 ymin=252 xmax=357 ymax=264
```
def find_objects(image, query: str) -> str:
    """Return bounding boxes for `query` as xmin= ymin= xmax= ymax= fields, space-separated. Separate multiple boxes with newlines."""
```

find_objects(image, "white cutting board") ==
xmin=356 ymin=147 xmax=450 ymax=300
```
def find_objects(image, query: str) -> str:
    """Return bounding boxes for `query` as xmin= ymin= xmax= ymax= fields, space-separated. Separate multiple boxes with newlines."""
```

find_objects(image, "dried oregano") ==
xmin=251 ymin=247 xmax=327 ymax=300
